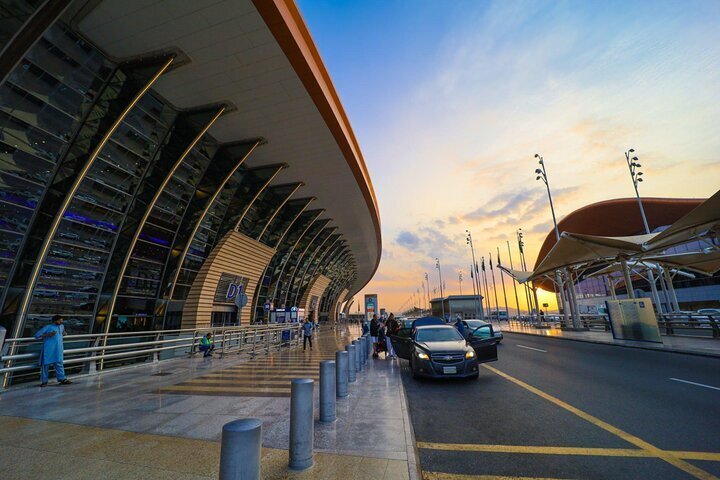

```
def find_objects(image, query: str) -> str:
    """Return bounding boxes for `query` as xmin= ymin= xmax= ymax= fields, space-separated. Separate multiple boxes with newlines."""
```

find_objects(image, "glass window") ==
xmin=0 ymin=201 xmax=32 ymax=233
xmin=0 ymin=171 xmax=42 ymax=209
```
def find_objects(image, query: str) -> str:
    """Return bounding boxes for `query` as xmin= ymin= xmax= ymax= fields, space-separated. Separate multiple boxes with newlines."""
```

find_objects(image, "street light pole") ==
xmin=507 ymin=240 xmax=522 ymax=321
xmin=517 ymin=229 xmax=534 ymax=317
xmin=425 ymin=272 xmax=431 ymax=314
xmin=489 ymin=252 xmax=500 ymax=322
xmin=436 ymin=258 xmax=446 ymax=321
xmin=624 ymin=148 xmax=668 ymax=312
xmin=535 ymin=154 xmax=574 ymax=327
xmin=458 ymin=271 xmax=463 ymax=295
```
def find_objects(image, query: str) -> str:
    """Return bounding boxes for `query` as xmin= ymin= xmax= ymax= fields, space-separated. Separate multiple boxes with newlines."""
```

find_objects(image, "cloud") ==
xmin=395 ymin=231 xmax=420 ymax=249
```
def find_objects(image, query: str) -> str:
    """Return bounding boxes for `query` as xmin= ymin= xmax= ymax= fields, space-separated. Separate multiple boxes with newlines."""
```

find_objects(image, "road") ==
xmin=400 ymin=332 xmax=720 ymax=480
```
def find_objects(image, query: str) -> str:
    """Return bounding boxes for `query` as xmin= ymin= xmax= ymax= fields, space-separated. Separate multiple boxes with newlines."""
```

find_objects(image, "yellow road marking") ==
xmin=194 ymin=374 xmax=318 ymax=380
xmin=482 ymin=365 xmax=718 ymax=480
xmin=417 ymin=442 xmax=720 ymax=461
xmin=423 ymin=473 xmax=574 ymax=480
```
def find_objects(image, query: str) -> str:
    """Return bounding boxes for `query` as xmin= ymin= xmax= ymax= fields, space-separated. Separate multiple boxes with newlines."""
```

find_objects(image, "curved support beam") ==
xmin=100 ymin=106 xmax=225 ymax=362
xmin=281 ymin=224 xmax=334 ymax=306
xmin=9 ymin=56 xmax=174 ymax=342
xmin=164 ymin=140 xmax=261 ymax=305
xmin=255 ymin=183 xmax=304 ymax=241
xmin=268 ymin=198 xmax=317 ymax=249
xmin=291 ymin=234 xmax=342 ymax=307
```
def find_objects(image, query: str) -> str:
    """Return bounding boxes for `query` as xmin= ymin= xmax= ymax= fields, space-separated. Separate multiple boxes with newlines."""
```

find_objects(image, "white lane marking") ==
xmin=669 ymin=377 xmax=720 ymax=391
xmin=516 ymin=344 xmax=547 ymax=353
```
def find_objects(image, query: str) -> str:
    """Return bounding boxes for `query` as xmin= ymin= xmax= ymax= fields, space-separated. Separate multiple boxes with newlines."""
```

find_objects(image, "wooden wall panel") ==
xmin=329 ymin=288 xmax=349 ymax=322
xmin=299 ymin=274 xmax=331 ymax=311
xmin=182 ymin=231 xmax=276 ymax=329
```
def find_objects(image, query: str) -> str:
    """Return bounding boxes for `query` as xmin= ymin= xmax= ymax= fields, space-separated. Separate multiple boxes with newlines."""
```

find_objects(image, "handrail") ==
xmin=0 ymin=323 xmax=303 ymax=385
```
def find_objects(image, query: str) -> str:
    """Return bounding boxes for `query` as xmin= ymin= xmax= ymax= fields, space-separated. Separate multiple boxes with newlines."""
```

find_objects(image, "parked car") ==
xmin=390 ymin=318 xmax=498 ymax=380
xmin=463 ymin=319 xmax=503 ymax=343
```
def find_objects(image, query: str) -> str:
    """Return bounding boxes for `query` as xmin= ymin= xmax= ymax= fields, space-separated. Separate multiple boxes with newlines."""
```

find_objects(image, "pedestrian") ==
xmin=199 ymin=332 xmax=214 ymax=357
xmin=361 ymin=320 xmax=369 ymax=336
xmin=385 ymin=313 xmax=399 ymax=358
xmin=454 ymin=314 xmax=465 ymax=337
xmin=34 ymin=315 xmax=72 ymax=387
xmin=370 ymin=314 xmax=379 ymax=355
xmin=540 ymin=309 xmax=546 ymax=323
xmin=376 ymin=319 xmax=388 ymax=358
xmin=302 ymin=318 xmax=314 ymax=351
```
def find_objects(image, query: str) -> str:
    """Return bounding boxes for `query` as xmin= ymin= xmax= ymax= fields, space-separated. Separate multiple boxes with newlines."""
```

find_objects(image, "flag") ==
xmin=490 ymin=257 xmax=494 ymax=270
xmin=481 ymin=258 xmax=486 ymax=271
xmin=497 ymin=251 xmax=502 ymax=267
xmin=470 ymin=266 xmax=474 ymax=279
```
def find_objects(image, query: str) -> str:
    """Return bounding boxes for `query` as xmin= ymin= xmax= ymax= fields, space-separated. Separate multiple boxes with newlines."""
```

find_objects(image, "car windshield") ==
xmin=465 ymin=320 xmax=485 ymax=328
xmin=415 ymin=327 xmax=463 ymax=342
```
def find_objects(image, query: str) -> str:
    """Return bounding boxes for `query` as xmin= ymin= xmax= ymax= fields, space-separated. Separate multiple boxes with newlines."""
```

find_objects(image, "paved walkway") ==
xmin=0 ymin=324 xmax=416 ymax=479
xmin=500 ymin=323 xmax=720 ymax=357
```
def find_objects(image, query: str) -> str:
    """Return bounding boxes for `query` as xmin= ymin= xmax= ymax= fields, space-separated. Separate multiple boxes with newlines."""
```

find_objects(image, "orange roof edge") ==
xmin=252 ymin=0 xmax=381 ymax=289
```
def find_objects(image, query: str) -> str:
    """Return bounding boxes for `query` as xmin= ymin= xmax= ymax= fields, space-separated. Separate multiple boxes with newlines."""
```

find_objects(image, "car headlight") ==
xmin=417 ymin=352 xmax=430 ymax=360
xmin=465 ymin=350 xmax=475 ymax=358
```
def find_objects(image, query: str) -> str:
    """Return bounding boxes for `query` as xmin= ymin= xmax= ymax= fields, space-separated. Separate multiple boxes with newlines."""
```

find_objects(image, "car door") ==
xmin=467 ymin=324 xmax=498 ymax=363
xmin=390 ymin=329 xmax=414 ymax=360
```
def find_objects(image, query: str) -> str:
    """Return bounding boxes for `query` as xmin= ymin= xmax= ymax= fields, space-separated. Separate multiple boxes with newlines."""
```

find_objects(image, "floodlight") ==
xmin=536 ymin=176 xmax=541 ymax=181
xmin=534 ymin=154 xmax=540 ymax=158
xmin=535 ymin=168 xmax=542 ymax=174
xmin=629 ymin=148 xmax=635 ymax=153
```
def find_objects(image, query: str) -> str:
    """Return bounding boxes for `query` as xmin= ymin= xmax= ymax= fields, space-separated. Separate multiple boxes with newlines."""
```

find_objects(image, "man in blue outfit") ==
xmin=34 ymin=315 xmax=72 ymax=387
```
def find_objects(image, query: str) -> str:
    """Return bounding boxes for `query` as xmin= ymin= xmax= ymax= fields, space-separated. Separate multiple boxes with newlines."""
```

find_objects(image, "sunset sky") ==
xmin=297 ymin=0 xmax=720 ymax=314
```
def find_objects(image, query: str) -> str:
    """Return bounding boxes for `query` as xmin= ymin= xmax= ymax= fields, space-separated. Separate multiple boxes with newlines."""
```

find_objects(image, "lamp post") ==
xmin=535 ymin=154 xmax=574 ymax=327
xmin=517 ymin=229 xmax=534 ymax=317
xmin=458 ymin=271 xmax=463 ymax=295
xmin=507 ymin=240 xmax=522 ymax=321
xmin=436 ymin=258 xmax=446 ymax=321
xmin=425 ymin=272 xmax=431 ymax=314
xmin=624 ymin=149 xmax=671 ymax=312
xmin=488 ymin=252 xmax=501 ymax=322
xmin=466 ymin=231 xmax=484 ymax=319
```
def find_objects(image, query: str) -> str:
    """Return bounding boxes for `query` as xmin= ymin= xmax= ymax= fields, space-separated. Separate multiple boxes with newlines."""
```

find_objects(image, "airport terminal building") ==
xmin=0 ymin=0 xmax=381 ymax=341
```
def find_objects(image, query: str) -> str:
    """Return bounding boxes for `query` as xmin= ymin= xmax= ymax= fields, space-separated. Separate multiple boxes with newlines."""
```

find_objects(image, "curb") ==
xmin=503 ymin=330 xmax=720 ymax=359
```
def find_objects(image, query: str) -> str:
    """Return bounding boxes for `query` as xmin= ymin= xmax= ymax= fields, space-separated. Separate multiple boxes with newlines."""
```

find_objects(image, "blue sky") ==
xmin=297 ymin=0 xmax=720 ymax=312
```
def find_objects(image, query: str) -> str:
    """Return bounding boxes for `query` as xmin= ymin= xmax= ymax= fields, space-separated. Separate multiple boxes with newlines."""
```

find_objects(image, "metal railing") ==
xmin=1 ymin=323 xmax=303 ymax=388
xmin=508 ymin=313 xmax=719 ymax=339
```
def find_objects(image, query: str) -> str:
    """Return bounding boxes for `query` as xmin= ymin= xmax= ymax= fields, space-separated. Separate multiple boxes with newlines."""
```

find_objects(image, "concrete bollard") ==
xmin=289 ymin=378 xmax=314 ymax=470
xmin=365 ymin=334 xmax=372 ymax=357
xmin=352 ymin=340 xmax=362 ymax=372
xmin=219 ymin=418 xmax=262 ymax=480
xmin=319 ymin=360 xmax=336 ymax=422
xmin=336 ymin=350 xmax=348 ymax=397
xmin=354 ymin=339 xmax=363 ymax=372
xmin=360 ymin=337 xmax=367 ymax=366
xmin=346 ymin=344 xmax=356 ymax=383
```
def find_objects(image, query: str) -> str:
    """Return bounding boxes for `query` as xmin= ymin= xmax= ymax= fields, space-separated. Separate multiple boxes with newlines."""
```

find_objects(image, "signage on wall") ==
xmin=364 ymin=293 xmax=378 ymax=321
xmin=310 ymin=296 xmax=319 ymax=310
xmin=264 ymin=302 xmax=272 ymax=311
xmin=215 ymin=273 xmax=249 ymax=305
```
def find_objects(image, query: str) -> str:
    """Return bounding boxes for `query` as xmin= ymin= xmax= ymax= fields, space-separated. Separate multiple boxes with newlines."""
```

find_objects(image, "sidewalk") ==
xmin=0 ymin=324 xmax=416 ymax=479
xmin=500 ymin=323 xmax=720 ymax=357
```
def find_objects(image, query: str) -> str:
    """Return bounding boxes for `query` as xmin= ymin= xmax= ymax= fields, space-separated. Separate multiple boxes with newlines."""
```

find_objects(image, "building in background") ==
xmin=430 ymin=295 xmax=484 ymax=320
xmin=0 ymin=0 xmax=381 ymax=364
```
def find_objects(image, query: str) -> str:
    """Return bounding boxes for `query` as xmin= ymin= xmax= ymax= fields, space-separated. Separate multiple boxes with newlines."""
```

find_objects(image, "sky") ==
xmin=296 ymin=0 xmax=720 ymax=314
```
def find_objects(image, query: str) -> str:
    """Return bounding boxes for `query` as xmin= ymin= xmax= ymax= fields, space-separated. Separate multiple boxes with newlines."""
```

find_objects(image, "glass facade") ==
xmin=0 ymin=17 xmax=358 ymax=349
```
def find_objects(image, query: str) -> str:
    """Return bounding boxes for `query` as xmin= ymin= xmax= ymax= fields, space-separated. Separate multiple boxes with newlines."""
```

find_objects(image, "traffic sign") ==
xmin=235 ymin=292 xmax=248 ymax=308
xmin=264 ymin=302 xmax=271 ymax=311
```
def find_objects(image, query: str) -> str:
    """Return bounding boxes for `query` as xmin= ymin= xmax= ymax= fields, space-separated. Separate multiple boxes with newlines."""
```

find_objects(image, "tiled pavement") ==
xmin=0 ymin=324 xmax=416 ymax=479
xmin=159 ymin=329 xmax=343 ymax=397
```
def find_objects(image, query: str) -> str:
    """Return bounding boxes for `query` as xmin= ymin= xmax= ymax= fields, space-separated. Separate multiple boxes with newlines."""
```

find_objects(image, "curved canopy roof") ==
xmin=73 ymin=0 xmax=381 ymax=295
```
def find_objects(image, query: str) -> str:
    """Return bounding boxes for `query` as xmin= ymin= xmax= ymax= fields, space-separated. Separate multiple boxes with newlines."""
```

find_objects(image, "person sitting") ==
xmin=199 ymin=333 xmax=215 ymax=357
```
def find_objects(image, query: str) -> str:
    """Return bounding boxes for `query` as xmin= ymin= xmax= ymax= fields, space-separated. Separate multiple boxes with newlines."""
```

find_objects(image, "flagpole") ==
xmin=465 ymin=230 xmax=484 ymax=319
xmin=507 ymin=240 xmax=522 ymax=320
xmin=481 ymin=257 xmax=492 ymax=320
xmin=470 ymin=264 xmax=479 ymax=317
xmin=497 ymin=247 xmax=510 ymax=323
xmin=489 ymin=252 xmax=500 ymax=322
xmin=425 ymin=272 xmax=431 ymax=314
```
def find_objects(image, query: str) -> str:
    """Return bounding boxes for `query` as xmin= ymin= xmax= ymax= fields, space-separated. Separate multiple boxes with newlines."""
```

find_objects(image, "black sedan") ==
xmin=390 ymin=322 xmax=498 ymax=380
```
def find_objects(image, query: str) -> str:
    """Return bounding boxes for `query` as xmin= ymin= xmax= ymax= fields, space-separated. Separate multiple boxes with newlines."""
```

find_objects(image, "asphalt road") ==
xmin=400 ymin=332 xmax=720 ymax=480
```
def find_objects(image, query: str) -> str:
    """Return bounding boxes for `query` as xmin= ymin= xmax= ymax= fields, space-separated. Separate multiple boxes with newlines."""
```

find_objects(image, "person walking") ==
xmin=34 ymin=315 xmax=72 ymax=387
xmin=454 ymin=314 xmax=466 ymax=338
xmin=199 ymin=332 xmax=214 ymax=357
xmin=385 ymin=313 xmax=399 ymax=358
xmin=369 ymin=314 xmax=379 ymax=356
xmin=376 ymin=319 xmax=388 ymax=358
xmin=361 ymin=320 xmax=369 ymax=336
xmin=302 ymin=318 xmax=314 ymax=351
